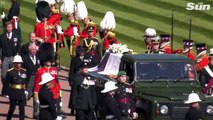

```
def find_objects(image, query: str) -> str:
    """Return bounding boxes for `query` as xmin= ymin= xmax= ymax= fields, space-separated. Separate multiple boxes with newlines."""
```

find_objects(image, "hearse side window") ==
xmin=136 ymin=61 xmax=196 ymax=81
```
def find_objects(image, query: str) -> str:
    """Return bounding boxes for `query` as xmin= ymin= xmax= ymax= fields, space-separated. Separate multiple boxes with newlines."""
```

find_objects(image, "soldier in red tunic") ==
xmin=34 ymin=1 xmax=56 ymax=47
xmin=182 ymin=39 xmax=196 ymax=62
xmin=80 ymin=18 xmax=97 ymax=39
xmin=195 ymin=43 xmax=209 ymax=74
xmin=34 ymin=43 xmax=62 ymax=118
xmin=103 ymin=31 xmax=119 ymax=54
xmin=159 ymin=34 xmax=172 ymax=54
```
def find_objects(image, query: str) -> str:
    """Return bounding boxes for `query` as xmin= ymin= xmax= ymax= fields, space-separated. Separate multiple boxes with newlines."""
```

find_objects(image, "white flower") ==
xmin=108 ymin=44 xmax=131 ymax=54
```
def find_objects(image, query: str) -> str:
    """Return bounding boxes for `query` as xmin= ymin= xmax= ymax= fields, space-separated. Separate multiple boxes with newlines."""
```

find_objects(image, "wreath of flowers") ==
xmin=108 ymin=44 xmax=132 ymax=54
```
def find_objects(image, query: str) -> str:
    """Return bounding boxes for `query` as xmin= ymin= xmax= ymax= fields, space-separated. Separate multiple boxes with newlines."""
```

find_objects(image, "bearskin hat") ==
xmin=38 ymin=42 xmax=54 ymax=66
xmin=36 ymin=1 xmax=51 ymax=21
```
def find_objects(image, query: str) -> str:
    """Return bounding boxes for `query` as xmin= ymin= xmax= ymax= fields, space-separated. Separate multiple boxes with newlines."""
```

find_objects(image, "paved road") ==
xmin=0 ymin=67 xmax=75 ymax=120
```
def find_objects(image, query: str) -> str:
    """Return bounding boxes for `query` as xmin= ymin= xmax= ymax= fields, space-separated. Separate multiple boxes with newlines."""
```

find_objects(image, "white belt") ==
xmin=106 ymin=115 xmax=114 ymax=119
xmin=40 ymin=105 xmax=49 ymax=109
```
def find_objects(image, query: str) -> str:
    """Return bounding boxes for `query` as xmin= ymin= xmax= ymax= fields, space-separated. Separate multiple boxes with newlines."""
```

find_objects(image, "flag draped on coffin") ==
xmin=88 ymin=51 xmax=122 ymax=75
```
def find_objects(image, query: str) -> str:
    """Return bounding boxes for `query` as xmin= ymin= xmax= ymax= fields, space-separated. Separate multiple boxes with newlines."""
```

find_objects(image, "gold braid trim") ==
xmin=83 ymin=39 xmax=95 ymax=53
xmin=34 ymin=92 xmax=39 ymax=101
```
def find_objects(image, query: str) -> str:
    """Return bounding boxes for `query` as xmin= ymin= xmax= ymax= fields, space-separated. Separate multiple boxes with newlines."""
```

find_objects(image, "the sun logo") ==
xmin=186 ymin=2 xmax=211 ymax=10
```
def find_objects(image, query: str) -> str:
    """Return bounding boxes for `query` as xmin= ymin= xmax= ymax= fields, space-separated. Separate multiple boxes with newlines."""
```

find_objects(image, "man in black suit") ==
xmin=22 ymin=43 xmax=40 ymax=118
xmin=1 ymin=0 xmax=21 ymax=42
xmin=22 ymin=43 xmax=40 ymax=99
xmin=0 ymin=21 xmax=21 ymax=96
xmin=71 ymin=62 xmax=97 ymax=120
xmin=20 ymin=32 xmax=39 ymax=56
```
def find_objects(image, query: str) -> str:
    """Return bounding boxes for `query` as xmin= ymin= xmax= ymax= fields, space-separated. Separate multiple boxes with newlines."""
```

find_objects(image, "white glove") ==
xmin=25 ymin=91 xmax=28 ymax=95
xmin=59 ymin=102 xmax=63 ymax=107
xmin=25 ymin=91 xmax=29 ymax=97
xmin=73 ymin=27 xmax=79 ymax=36
xmin=57 ymin=25 xmax=63 ymax=34
xmin=83 ymin=78 xmax=89 ymax=85
xmin=56 ymin=116 xmax=62 ymax=120
xmin=132 ymin=112 xmax=138 ymax=119
xmin=36 ymin=100 xmax=40 ymax=104
xmin=1 ymin=12 xmax=6 ymax=19
xmin=88 ymin=80 xmax=95 ymax=85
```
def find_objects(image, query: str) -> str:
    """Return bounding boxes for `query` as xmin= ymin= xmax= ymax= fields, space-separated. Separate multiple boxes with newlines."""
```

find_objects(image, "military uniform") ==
xmin=195 ymin=43 xmax=209 ymax=73
xmin=80 ymin=22 xmax=97 ymax=39
xmin=34 ymin=66 xmax=61 ymax=116
xmin=185 ymin=107 xmax=203 ymax=120
xmin=104 ymin=95 xmax=122 ymax=120
xmin=115 ymin=82 xmax=135 ymax=120
xmin=183 ymin=51 xmax=196 ymax=63
xmin=39 ymin=84 xmax=57 ymax=120
xmin=199 ymin=65 xmax=213 ymax=88
xmin=63 ymin=22 xmax=81 ymax=47
xmin=83 ymin=37 xmax=101 ymax=65
xmin=71 ymin=72 xmax=97 ymax=120
xmin=103 ymin=32 xmax=119 ymax=54
xmin=182 ymin=40 xmax=196 ymax=62
xmin=34 ymin=1 xmax=55 ymax=46
xmin=4 ymin=67 xmax=27 ymax=120
xmin=159 ymin=34 xmax=172 ymax=54
xmin=34 ymin=22 xmax=56 ymax=46
xmin=34 ymin=67 xmax=61 ymax=101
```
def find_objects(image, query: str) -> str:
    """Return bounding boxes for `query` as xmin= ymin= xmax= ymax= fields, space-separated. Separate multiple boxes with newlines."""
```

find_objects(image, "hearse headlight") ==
xmin=160 ymin=105 xmax=169 ymax=115
xmin=206 ymin=105 xmax=213 ymax=115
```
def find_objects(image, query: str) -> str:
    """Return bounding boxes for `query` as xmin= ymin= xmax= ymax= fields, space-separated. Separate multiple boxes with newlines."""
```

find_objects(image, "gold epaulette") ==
xmin=34 ymin=92 xmax=39 ymax=101
xmin=7 ymin=68 xmax=14 ymax=72
xmin=88 ymin=21 xmax=96 ymax=27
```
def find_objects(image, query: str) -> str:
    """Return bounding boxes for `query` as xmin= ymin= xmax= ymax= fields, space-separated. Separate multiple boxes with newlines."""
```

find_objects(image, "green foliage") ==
xmin=1 ymin=0 xmax=212 ymax=67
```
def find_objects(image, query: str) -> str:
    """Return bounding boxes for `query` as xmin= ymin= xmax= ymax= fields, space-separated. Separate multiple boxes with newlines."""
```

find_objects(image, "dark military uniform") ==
xmin=185 ymin=107 xmax=203 ymax=120
xmin=83 ymin=37 xmax=101 ymax=65
xmin=115 ymin=82 xmax=135 ymax=120
xmin=39 ymin=84 xmax=57 ymax=120
xmin=199 ymin=65 xmax=213 ymax=88
xmin=4 ymin=67 xmax=27 ymax=120
xmin=71 ymin=72 xmax=97 ymax=120
xmin=104 ymin=95 xmax=122 ymax=120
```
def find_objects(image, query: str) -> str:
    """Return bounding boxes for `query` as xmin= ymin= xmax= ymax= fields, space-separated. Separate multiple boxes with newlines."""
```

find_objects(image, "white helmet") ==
xmin=184 ymin=93 xmax=202 ymax=104
xmin=39 ymin=73 xmax=54 ymax=85
xmin=101 ymin=81 xmax=118 ymax=93
xmin=13 ymin=55 xmax=23 ymax=63
xmin=144 ymin=28 xmax=156 ymax=37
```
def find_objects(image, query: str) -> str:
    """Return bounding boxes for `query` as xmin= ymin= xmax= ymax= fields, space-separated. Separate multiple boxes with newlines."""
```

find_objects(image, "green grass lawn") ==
xmin=1 ymin=0 xmax=213 ymax=67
